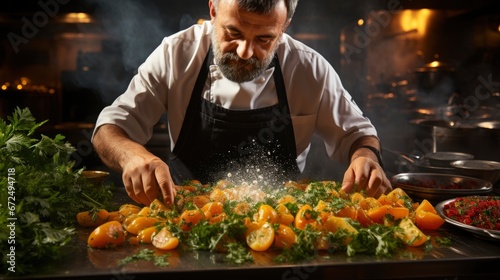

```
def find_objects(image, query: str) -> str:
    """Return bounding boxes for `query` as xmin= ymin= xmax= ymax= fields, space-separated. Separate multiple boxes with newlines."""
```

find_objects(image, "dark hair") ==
xmin=213 ymin=0 xmax=299 ymax=20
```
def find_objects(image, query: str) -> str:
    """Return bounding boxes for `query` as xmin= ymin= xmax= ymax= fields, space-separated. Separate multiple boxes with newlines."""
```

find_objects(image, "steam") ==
xmin=94 ymin=0 xmax=169 ymax=73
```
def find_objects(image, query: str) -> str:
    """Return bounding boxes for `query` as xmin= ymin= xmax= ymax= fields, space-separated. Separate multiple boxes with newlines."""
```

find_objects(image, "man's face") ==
xmin=209 ymin=0 xmax=289 ymax=83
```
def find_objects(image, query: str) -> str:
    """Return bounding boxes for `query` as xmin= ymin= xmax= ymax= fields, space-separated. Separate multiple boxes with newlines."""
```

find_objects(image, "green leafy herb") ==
xmin=119 ymin=248 xmax=170 ymax=267
xmin=434 ymin=236 xmax=452 ymax=247
xmin=347 ymin=224 xmax=401 ymax=257
xmin=275 ymin=225 xmax=321 ymax=263
xmin=0 ymin=107 xmax=114 ymax=275
xmin=224 ymin=242 xmax=253 ymax=264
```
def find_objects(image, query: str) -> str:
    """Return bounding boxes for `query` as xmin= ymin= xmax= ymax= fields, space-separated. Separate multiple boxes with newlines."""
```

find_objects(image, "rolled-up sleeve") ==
xmin=93 ymin=42 xmax=169 ymax=144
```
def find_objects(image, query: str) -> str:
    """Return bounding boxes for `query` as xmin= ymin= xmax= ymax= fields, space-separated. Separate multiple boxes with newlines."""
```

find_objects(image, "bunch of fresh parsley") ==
xmin=0 ymin=107 xmax=113 ymax=275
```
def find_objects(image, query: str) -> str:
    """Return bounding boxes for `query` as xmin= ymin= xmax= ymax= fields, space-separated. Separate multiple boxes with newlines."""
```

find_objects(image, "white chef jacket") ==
xmin=94 ymin=21 xmax=378 ymax=172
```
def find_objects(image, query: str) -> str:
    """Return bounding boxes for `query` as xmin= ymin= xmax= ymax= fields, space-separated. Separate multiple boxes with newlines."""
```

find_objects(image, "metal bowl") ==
xmin=450 ymin=160 xmax=500 ymax=186
xmin=424 ymin=152 xmax=474 ymax=168
xmin=435 ymin=197 xmax=500 ymax=241
xmin=82 ymin=170 xmax=110 ymax=185
xmin=391 ymin=173 xmax=492 ymax=202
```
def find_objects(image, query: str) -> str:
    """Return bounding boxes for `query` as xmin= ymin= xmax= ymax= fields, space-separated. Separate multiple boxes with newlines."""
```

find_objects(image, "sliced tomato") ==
xmin=255 ymin=204 xmax=278 ymax=224
xmin=76 ymin=209 xmax=109 ymax=227
xmin=274 ymin=224 xmax=297 ymax=249
xmin=396 ymin=218 xmax=429 ymax=247
xmin=179 ymin=209 xmax=205 ymax=231
xmin=415 ymin=209 xmax=445 ymax=230
xmin=201 ymin=201 xmax=224 ymax=220
xmin=137 ymin=226 xmax=159 ymax=243
xmin=246 ymin=222 xmax=275 ymax=251
xmin=125 ymin=216 xmax=161 ymax=235
xmin=88 ymin=221 xmax=126 ymax=248
xmin=152 ymin=227 xmax=179 ymax=250
xmin=294 ymin=204 xmax=316 ymax=230
xmin=276 ymin=204 xmax=294 ymax=226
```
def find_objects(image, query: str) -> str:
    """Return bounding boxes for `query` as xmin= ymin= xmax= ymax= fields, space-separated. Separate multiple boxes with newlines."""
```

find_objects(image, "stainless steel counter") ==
xmin=9 ymin=189 xmax=500 ymax=280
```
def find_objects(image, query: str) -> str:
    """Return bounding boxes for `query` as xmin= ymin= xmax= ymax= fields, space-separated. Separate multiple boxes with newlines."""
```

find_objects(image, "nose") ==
xmin=236 ymin=40 xmax=254 ymax=60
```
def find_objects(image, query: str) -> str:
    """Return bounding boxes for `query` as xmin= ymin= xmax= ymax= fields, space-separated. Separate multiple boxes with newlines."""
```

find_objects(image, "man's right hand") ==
xmin=122 ymin=154 xmax=177 ymax=206
xmin=92 ymin=124 xmax=176 ymax=206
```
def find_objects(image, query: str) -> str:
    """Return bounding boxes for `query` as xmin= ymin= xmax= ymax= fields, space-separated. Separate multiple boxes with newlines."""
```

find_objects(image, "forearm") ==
xmin=92 ymin=124 xmax=153 ymax=173
xmin=349 ymin=136 xmax=382 ymax=165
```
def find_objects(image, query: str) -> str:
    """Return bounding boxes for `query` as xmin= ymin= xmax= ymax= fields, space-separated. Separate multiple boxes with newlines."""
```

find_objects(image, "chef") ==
xmin=92 ymin=0 xmax=392 ymax=206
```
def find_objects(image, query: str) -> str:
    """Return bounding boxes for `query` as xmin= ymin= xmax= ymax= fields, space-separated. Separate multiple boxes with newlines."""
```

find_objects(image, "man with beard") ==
xmin=92 ymin=0 xmax=391 ymax=206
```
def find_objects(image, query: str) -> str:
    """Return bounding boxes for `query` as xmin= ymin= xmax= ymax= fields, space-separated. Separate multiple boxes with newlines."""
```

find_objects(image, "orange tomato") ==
xmin=414 ymin=200 xmax=445 ymax=230
xmin=233 ymin=202 xmax=252 ymax=215
xmin=209 ymin=188 xmax=227 ymax=204
xmin=366 ymin=205 xmax=391 ymax=223
xmin=76 ymin=209 xmax=109 ymax=227
xmin=118 ymin=204 xmax=141 ymax=217
xmin=125 ymin=216 xmax=161 ymax=235
xmin=192 ymin=195 xmax=211 ymax=208
xmin=88 ymin=221 xmax=126 ymax=248
xmin=377 ymin=194 xmax=394 ymax=206
xmin=359 ymin=197 xmax=382 ymax=210
xmin=128 ymin=236 xmax=139 ymax=246
xmin=276 ymin=204 xmax=294 ymax=226
xmin=255 ymin=204 xmax=278 ymax=224
xmin=350 ymin=192 xmax=365 ymax=205
xmin=137 ymin=206 xmax=152 ymax=216
xmin=355 ymin=207 xmax=374 ymax=227
xmin=324 ymin=216 xmax=358 ymax=235
xmin=388 ymin=207 xmax=410 ymax=220
xmin=107 ymin=211 xmax=125 ymax=223
xmin=414 ymin=210 xmax=445 ymax=230
xmin=277 ymin=194 xmax=296 ymax=204
xmin=386 ymin=188 xmax=410 ymax=207
xmin=209 ymin=212 xmax=227 ymax=224
xmin=201 ymin=201 xmax=224 ymax=220
xmin=149 ymin=198 xmax=170 ymax=216
xmin=396 ymin=218 xmax=429 ymax=247
xmin=367 ymin=205 xmax=409 ymax=223
xmin=179 ymin=209 xmax=205 ymax=231
xmin=137 ymin=226 xmax=159 ymax=243
xmin=335 ymin=205 xmax=357 ymax=220
xmin=152 ymin=227 xmax=179 ymax=250
xmin=415 ymin=199 xmax=437 ymax=214
xmin=246 ymin=222 xmax=275 ymax=251
xmin=274 ymin=224 xmax=297 ymax=249
xmin=294 ymin=204 xmax=316 ymax=230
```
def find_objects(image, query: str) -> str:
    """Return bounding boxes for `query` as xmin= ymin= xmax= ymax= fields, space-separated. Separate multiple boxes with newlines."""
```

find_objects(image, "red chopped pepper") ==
xmin=443 ymin=196 xmax=500 ymax=230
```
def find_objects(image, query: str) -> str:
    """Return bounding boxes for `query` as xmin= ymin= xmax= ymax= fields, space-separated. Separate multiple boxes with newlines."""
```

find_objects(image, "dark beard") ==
xmin=211 ymin=29 xmax=277 ymax=83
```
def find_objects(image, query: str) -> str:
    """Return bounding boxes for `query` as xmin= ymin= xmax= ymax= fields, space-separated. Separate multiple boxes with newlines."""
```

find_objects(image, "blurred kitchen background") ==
xmin=1 ymin=0 xmax=499 ymax=181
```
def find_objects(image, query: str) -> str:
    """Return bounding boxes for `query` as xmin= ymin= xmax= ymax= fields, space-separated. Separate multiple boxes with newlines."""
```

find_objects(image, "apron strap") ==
xmin=172 ymin=49 xmax=211 ymax=155
xmin=271 ymin=54 xmax=298 ymax=160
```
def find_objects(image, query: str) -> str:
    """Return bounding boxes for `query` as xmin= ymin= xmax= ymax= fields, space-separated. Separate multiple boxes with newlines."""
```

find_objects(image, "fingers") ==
xmin=155 ymin=167 xmax=176 ymax=206
xmin=122 ymin=156 xmax=176 ymax=206
xmin=341 ymin=157 xmax=391 ymax=198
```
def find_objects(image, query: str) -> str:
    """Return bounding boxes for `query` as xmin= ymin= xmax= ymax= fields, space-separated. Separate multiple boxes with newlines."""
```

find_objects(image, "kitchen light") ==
xmin=58 ymin=13 xmax=93 ymax=24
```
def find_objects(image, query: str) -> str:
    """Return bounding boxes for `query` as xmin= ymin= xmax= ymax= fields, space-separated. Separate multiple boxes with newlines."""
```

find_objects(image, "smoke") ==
xmin=94 ymin=0 xmax=170 ymax=73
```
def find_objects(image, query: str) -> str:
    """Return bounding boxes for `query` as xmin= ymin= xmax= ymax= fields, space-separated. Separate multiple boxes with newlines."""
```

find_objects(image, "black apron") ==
xmin=168 ymin=49 xmax=300 ymax=185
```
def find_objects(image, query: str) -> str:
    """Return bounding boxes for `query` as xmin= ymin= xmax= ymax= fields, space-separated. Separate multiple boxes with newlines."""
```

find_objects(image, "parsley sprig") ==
xmin=0 ymin=107 xmax=114 ymax=275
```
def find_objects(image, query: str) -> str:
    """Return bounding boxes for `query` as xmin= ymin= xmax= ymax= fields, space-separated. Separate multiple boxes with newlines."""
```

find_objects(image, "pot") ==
xmin=411 ymin=105 xmax=499 ymax=122
xmin=413 ymin=61 xmax=458 ymax=107
xmin=391 ymin=172 xmax=492 ymax=202
xmin=475 ymin=121 xmax=500 ymax=139
xmin=410 ymin=119 xmax=500 ymax=161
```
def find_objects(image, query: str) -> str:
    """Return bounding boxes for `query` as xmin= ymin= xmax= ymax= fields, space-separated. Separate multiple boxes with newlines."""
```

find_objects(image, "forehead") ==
xmin=216 ymin=0 xmax=288 ymax=30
